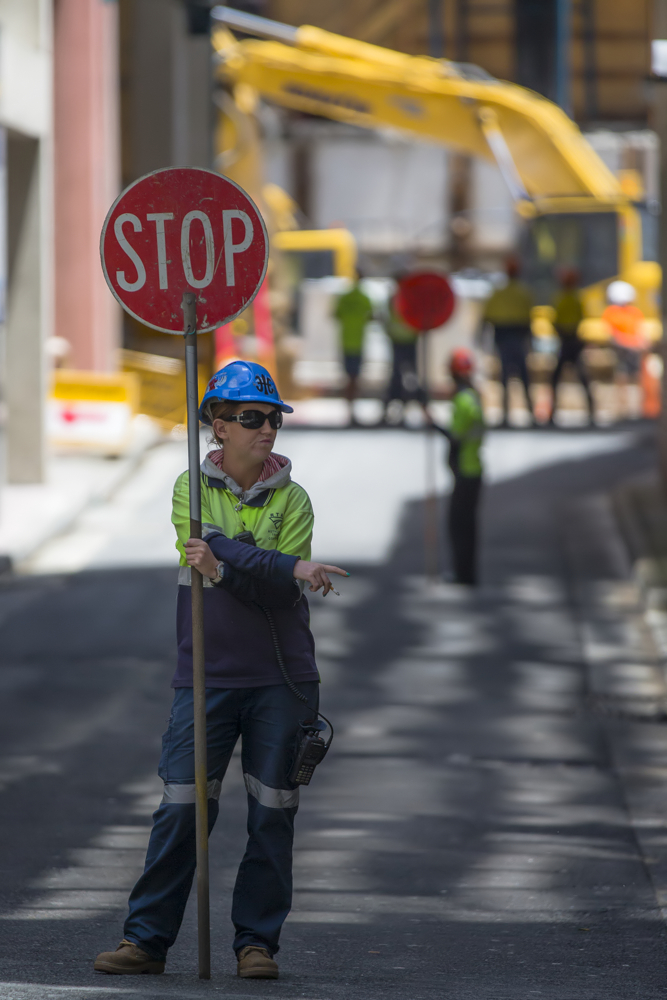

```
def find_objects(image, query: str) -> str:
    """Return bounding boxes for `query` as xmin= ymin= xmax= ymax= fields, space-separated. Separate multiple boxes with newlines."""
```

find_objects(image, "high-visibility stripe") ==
xmin=202 ymin=522 xmax=224 ymax=536
xmin=161 ymin=779 xmax=222 ymax=804
xmin=244 ymin=772 xmax=299 ymax=809
xmin=178 ymin=566 xmax=220 ymax=588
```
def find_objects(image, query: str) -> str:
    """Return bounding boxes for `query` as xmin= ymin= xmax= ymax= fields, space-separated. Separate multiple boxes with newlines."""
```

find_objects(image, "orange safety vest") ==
xmin=601 ymin=304 xmax=647 ymax=350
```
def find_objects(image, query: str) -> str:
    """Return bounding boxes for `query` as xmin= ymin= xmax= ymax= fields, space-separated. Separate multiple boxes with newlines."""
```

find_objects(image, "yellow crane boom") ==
xmin=212 ymin=7 xmax=622 ymax=208
xmin=211 ymin=6 xmax=660 ymax=322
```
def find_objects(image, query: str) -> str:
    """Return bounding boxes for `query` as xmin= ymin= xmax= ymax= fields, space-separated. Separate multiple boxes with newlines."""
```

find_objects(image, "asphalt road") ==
xmin=1 ymin=425 xmax=667 ymax=999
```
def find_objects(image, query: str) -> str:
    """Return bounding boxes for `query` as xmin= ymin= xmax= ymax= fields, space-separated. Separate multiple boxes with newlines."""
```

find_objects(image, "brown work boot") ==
xmin=237 ymin=945 xmax=279 ymax=979
xmin=94 ymin=939 xmax=165 ymax=975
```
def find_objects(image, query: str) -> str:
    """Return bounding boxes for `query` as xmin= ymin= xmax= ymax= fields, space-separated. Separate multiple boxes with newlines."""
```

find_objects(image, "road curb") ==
xmin=612 ymin=474 xmax=667 ymax=658
xmin=603 ymin=475 xmax=667 ymax=923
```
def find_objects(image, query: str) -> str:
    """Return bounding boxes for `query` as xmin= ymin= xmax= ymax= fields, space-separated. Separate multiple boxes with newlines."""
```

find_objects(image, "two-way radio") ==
xmin=288 ymin=718 xmax=330 ymax=784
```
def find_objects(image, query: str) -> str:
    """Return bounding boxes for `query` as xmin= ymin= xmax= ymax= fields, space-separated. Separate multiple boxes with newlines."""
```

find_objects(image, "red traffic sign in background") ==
xmin=394 ymin=271 xmax=456 ymax=332
xmin=100 ymin=167 xmax=268 ymax=334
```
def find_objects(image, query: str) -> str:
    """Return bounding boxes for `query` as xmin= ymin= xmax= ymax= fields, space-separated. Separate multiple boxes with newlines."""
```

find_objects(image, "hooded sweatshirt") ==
xmin=171 ymin=449 xmax=318 ymax=689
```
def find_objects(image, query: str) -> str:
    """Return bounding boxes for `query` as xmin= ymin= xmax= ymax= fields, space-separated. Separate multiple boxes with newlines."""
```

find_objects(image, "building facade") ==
xmin=0 ymin=0 xmax=54 ymax=484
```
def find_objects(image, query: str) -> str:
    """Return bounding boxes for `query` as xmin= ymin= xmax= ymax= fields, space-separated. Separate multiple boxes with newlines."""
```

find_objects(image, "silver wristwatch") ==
xmin=210 ymin=561 xmax=224 ymax=585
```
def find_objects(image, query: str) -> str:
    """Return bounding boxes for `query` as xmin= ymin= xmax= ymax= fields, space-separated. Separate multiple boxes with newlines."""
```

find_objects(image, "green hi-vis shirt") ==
xmin=552 ymin=289 xmax=583 ymax=337
xmin=334 ymin=284 xmax=373 ymax=355
xmin=172 ymin=472 xmax=313 ymax=565
xmin=451 ymin=387 xmax=484 ymax=477
xmin=483 ymin=279 xmax=534 ymax=327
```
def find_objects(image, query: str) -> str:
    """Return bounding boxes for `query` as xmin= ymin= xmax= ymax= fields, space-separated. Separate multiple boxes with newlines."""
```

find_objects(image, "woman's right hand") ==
xmin=293 ymin=560 xmax=349 ymax=596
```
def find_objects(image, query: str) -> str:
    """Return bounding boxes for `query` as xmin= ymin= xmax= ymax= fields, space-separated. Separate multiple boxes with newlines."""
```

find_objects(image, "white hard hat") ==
xmin=606 ymin=280 xmax=636 ymax=305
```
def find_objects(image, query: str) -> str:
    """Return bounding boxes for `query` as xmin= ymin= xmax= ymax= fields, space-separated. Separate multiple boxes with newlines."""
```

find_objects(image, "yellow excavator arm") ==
xmin=212 ymin=8 xmax=623 ymax=208
xmin=211 ymin=7 xmax=661 ymax=324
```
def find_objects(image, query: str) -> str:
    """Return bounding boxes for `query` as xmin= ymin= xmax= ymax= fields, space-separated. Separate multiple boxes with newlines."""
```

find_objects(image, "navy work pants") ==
xmin=448 ymin=474 xmax=482 ymax=585
xmin=124 ymin=682 xmax=318 ymax=961
xmin=494 ymin=327 xmax=533 ymax=417
xmin=552 ymin=335 xmax=593 ymax=415
xmin=386 ymin=342 xmax=419 ymax=403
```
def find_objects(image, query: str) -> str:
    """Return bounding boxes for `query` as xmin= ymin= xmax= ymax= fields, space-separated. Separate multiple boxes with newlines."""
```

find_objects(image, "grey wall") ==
xmin=5 ymin=132 xmax=47 ymax=483
xmin=120 ymin=0 xmax=212 ymax=184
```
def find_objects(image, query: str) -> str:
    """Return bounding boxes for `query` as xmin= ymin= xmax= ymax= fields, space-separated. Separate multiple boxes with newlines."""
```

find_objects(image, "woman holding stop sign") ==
xmin=94 ymin=360 xmax=347 ymax=979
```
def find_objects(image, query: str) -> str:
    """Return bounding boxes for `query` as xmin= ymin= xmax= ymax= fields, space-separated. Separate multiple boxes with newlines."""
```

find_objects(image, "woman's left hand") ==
xmin=293 ymin=559 xmax=349 ymax=596
xmin=185 ymin=538 xmax=219 ymax=579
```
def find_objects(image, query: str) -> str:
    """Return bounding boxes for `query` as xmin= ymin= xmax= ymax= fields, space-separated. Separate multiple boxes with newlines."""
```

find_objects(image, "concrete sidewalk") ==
xmin=0 ymin=417 xmax=163 ymax=569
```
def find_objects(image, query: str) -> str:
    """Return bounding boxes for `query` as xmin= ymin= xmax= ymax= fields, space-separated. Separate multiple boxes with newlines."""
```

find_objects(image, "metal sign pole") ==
xmin=182 ymin=291 xmax=211 ymax=980
xmin=392 ymin=272 xmax=453 ymax=583
xmin=652 ymin=8 xmax=667 ymax=493
xmin=421 ymin=330 xmax=439 ymax=580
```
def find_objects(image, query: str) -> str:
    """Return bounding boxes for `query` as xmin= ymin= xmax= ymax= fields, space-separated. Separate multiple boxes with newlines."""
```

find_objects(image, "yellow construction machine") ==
xmin=211 ymin=6 xmax=661 ymax=337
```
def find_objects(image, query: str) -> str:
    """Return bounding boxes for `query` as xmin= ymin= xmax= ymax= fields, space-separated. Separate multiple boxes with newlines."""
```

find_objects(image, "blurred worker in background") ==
xmin=602 ymin=280 xmax=648 ymax=419
xmin=550 ymin=268 xmax=593 ymax=424
xmin=383 ymin=278 xmax=421 ymax=424
xmin=483 ymin=257 xmax=535 ymax=426
xmin=429 ymin=349 xmax=485 ymax=586
xmin=333 ymin=269 xmax=373 ymax=426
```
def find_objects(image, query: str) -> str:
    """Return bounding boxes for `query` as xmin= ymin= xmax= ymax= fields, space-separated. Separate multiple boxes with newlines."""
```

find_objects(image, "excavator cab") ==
xmin=519 ymin=211 xmax=619 ymax=304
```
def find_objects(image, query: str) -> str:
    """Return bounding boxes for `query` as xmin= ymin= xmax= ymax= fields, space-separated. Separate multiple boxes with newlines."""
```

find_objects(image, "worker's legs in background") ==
xmin=385 ymin=342 xmax=419 ymax=421
xmin=343 ymin=354 xmax=362 ymax=426
xmin=497 ymin=347 xmax=511 ymax=424
xmin=400 ymin=342 xmax=419 ymax=398
xmin=448 ymin=475 xmax=482 ymax=585
xmin=550 ymin=348 xmax=567 ymax=418
xmin=514 ymin=341 xmax=534 ymax=420
xmin=496 ymin=332 xmax=533 ymax=424
xmin=551 ymin=338 xmax=593 ymax=423
xmin=384 ymin=347 xmax=405 ymax=419
xmin=614 ymin=346 xmax=643 ymax=420
xmin=573 ymin=343 xmax=594 ymax=421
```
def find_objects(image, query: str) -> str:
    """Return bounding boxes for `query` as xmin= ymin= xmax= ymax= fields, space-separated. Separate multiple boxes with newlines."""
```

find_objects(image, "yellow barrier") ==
xmin=120 ymin=349 xmax=208 ymax=430
xmin=49 ymin=369 xmax=140 ymax=455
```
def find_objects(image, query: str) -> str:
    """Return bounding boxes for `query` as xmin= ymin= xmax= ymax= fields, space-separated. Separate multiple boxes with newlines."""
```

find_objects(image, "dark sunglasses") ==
xmin=226 ymin=409 xmax=283 ymax=430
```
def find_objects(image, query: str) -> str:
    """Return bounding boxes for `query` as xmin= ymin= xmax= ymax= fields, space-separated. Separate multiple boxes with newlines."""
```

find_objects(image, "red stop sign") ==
xmin=394 ymin=272 xmax=455 ymax=332
xmin=100 ymin=167 xmax=268 ymax=334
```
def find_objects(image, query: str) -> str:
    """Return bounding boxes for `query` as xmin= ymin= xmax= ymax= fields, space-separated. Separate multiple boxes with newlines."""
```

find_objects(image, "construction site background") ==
xmin=0 ymin=0 xmax=663 ymax=500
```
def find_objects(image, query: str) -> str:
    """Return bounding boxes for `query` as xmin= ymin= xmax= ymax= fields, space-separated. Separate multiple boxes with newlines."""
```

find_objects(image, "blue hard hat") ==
xmin=199 ymin=360 xmax=294 ymax=425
